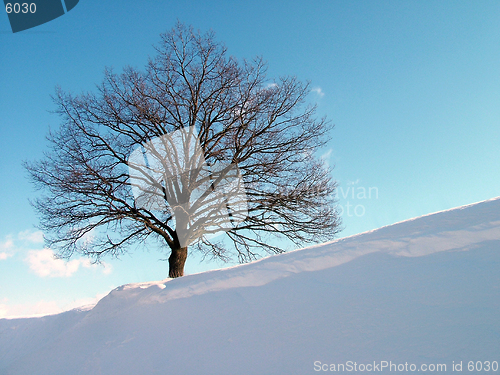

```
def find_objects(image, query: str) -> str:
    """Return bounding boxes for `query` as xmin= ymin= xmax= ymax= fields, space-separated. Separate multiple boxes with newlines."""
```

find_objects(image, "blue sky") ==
xmin=1 ymin=0 xmax=500 ymax=317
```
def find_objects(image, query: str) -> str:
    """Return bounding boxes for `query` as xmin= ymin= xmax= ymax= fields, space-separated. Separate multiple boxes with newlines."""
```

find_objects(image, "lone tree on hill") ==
xmin=25 ymin=23 xmax=341 ymax=278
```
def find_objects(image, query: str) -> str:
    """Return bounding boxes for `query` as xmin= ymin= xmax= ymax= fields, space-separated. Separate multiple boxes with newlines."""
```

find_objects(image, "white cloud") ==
xmin=26 ymin=248 xmax=92 ymax=277
xmin=0 ymin=304 xmax=8 ymax=318
xmin=0 ymin=238 xmax=14 ymax=260
xmin=25 ymin=248 xmax=112 ymax=278
xmin=1 ymin=238 xmax=14 ymax=250
xmin=311 ymin=87 xmax=325 ymax=98
xmin=18 ymin=230 xmax=44 ymax=244
xmin=0 ymin=252 xmax=12 ymax=260
xmin=1 ymin=229 xmax=44 ymax=261
xmin=102 ymin=262 xmax=113 ymax=275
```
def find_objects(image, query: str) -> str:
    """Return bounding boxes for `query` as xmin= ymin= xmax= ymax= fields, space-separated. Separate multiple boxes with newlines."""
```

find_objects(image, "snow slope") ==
xmin=1 ymin=198 xmax=500 ymax=374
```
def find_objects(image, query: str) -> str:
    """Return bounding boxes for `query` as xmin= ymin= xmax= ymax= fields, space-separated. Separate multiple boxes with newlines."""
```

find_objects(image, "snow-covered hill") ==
xmin=1 ymin=198 xmax=500 ymax=374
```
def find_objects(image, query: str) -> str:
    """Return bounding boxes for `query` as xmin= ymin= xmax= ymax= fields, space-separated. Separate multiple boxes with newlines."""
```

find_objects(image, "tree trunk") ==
xmin=168 ymin=247 xmax=188 ymax=278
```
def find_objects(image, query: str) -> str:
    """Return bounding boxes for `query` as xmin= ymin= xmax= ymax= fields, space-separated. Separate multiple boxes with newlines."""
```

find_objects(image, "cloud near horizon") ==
xmin=0 ymin=252 xmax=12 ymax=260
xmin=0 ymin=292 xmax=107 ymax=319
xmin=1 ymin=230 xmax=45 ymax=261
xmin=0 ymin=229 xmax=112 ymax=276
xmin=25 ymin=248 xmax=112 ymax=278
xmin=0 ymin=238 xmax=14 ymax=261
xmin=18 ymin=229 xmax=44 ymax=244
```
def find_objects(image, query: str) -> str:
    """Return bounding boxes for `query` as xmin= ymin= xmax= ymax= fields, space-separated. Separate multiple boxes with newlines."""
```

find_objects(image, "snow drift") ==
xmin=1 ymin=198 xmax=500 ymax=374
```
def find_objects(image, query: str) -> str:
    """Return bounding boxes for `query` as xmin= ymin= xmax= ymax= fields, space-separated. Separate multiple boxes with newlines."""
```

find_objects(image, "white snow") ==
xmin=1 ymin=197 xmax=499 ymax=374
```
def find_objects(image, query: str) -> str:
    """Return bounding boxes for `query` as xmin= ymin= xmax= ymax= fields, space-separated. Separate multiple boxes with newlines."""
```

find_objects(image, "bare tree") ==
xmin=25 ymin=23 xmax=341 ymax=278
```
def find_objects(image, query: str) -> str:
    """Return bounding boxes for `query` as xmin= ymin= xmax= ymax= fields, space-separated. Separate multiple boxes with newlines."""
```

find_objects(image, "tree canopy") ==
xmin=26 ymin=23 xmax=341 ymax=277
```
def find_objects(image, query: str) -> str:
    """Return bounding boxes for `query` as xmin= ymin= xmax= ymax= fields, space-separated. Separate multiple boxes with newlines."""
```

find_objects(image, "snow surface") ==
xmin=1 ymin=198 xmax=500 ymax=374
